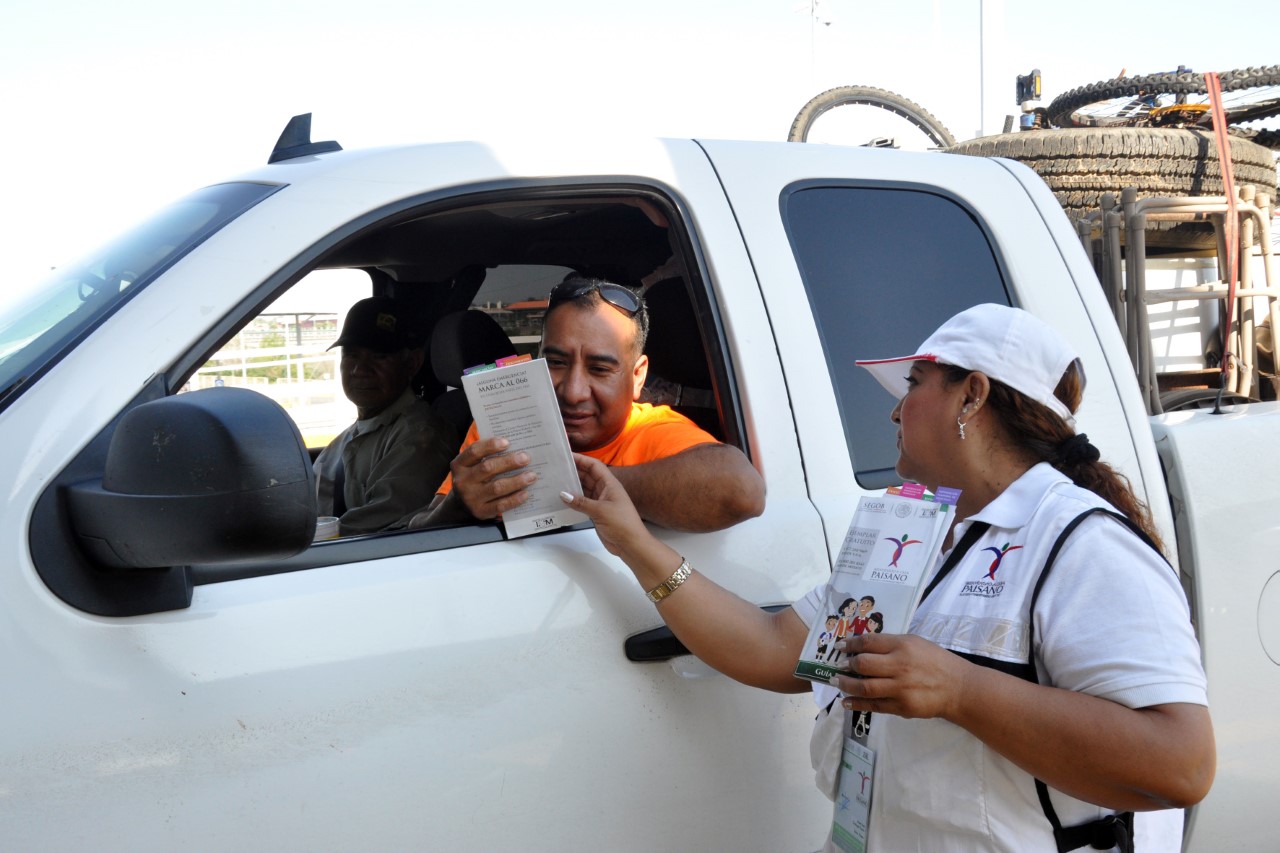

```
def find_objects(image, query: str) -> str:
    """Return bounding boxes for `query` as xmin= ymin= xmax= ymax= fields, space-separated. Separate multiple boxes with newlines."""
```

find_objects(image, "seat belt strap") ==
xmin=332 ymin=457 xmax=348 ymax=517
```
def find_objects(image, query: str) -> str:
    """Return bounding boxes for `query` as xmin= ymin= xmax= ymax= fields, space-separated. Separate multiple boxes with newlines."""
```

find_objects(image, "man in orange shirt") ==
xmin=410 ymin=275 xmax=764 ymax=532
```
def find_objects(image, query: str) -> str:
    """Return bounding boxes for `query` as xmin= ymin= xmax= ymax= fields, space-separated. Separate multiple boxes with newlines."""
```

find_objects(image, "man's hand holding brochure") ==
xmin=461 ymin=355 xmax=586 ymax=538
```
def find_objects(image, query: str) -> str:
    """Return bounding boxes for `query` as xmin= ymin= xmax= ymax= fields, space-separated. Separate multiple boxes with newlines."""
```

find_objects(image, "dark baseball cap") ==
xmin=328 ymin=297 xmax=420 ymax=352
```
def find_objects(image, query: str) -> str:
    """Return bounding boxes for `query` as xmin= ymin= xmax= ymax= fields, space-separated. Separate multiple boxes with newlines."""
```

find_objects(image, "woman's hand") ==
xmin=560 ymin=454 xmax=654 ymax=558
xmin=830 ymin=633 xmax=974 ymax=722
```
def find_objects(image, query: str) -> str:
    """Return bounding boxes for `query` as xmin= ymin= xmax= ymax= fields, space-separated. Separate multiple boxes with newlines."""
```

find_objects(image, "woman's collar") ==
xmin=961 ymin=461 xmax=1066 ymax=532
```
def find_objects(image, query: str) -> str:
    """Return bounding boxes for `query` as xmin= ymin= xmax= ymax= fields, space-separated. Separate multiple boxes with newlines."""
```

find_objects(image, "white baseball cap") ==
xmin=855 ymin=303 xmax=1081 ymax=423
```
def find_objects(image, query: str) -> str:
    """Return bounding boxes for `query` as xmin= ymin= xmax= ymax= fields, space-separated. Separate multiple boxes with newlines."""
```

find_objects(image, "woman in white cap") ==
xmin=561 ymin=303 xmax=1213 ymax=852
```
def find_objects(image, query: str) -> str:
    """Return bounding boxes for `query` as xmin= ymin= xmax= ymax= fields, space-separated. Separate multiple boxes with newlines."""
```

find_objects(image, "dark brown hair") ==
xmin=546 ymin=274 xmax=649 ymax=356
xmin=942 ymin=363 xmax=1165 ymax=553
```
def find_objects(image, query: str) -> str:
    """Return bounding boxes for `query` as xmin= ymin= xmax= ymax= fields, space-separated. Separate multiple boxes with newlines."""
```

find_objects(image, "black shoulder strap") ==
xmin=1035 ymin=784 xmax=1134 ymax=853
xmin=926 ymin=508 xmax=1156 ymax=851
xmin=1030 ymin=507 xmax=1153 ymax=853
xmin=918 ymin=520 xmax=991 ymax=605
xmin=1030 ymin=507 xmax=1168 ymax=615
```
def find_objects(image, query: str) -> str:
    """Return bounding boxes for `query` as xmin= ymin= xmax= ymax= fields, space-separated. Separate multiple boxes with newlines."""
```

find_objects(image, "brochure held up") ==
xmin=460 ymin=355 xmax=587 ymax=538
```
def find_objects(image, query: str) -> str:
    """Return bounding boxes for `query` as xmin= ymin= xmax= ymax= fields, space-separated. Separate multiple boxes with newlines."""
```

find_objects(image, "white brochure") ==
xmin=461 ymin=357 xmax=587 ymax=538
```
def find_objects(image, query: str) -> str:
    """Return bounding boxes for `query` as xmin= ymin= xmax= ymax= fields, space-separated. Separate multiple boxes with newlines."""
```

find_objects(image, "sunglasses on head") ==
xmin=548 ymin=279 xmax=641 ymax=317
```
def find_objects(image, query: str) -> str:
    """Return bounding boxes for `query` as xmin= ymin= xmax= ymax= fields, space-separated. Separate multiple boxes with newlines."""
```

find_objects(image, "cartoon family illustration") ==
xmin=814 ymin=595 xmax=884 ymax=663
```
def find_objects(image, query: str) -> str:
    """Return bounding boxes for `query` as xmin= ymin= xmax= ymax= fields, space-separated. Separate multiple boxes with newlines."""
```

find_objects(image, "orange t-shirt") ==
xmin=436 ymin=402 xmax=717 ymax=494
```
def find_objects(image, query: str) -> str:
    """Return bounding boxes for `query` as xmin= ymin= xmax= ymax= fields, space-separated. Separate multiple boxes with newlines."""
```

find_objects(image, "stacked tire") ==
xmin=946 ymin=128 xmax=1278 ymax=249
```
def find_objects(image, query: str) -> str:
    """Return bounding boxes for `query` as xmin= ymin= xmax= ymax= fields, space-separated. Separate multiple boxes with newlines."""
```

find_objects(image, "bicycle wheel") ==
xmin=788 ymin=85 xmax=957 ymax=149
xmin=1048 ymin=66 xmax=1280 ymax=129
xmin=946 ymin=127 xmax=1278 ymax=249
xmin=1231 ymin=125 xmax=1280 ymax=151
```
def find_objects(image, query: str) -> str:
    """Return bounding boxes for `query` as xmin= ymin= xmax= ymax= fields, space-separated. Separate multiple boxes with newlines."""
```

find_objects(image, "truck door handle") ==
xmin=624 ymin=604 xmax=792 ymax=662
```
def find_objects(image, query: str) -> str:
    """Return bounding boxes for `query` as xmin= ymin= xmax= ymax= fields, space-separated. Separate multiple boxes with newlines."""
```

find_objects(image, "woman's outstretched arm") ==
xmin=563 ymin=454 xmax=810 ymax=694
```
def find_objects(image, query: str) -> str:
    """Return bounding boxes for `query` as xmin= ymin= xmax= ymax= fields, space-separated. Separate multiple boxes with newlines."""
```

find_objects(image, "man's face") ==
xmin=541 ymin=301 xmax=647 ymax=452
xmin=858 ymin=598 xmax=874 ymax=617
xmin=340 ymin=345 xmax=421 ymax=419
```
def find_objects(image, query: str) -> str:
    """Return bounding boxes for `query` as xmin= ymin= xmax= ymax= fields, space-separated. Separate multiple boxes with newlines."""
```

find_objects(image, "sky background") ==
xmin=3 ymin=0 xmax=1275 ymax=292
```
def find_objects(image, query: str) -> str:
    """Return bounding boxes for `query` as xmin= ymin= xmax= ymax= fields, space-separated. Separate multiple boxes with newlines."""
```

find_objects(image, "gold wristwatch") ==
xmin=646 ymin=558 xmax=692 ymax=603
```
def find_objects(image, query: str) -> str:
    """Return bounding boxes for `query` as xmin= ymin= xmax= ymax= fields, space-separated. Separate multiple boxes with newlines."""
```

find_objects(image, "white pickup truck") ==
xmin=2 ymin=118 xmax=1275 ymax=851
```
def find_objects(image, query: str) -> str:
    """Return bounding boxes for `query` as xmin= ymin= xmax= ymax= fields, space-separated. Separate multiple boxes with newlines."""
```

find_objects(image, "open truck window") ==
xmin=35 ymin=185 xmax=745 ymax=612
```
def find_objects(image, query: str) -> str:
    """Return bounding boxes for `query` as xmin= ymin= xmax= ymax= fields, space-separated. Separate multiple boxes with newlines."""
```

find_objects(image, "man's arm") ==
xmin=610 ymin=442 xmax=764 ymax=532
xmin=409 ymin=439 xmax=764 ymax=533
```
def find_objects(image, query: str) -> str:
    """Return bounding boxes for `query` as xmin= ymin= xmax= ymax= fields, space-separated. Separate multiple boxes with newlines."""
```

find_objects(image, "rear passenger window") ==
xmin=783 ymin=185 xmax=1010 ymax=489
xmin=185 ymin=269 xmax=370 ymax=451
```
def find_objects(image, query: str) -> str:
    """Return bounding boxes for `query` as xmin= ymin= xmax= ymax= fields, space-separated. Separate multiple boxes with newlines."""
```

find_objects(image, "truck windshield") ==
xmin=0 ymin=182 xmax=282 ymax=413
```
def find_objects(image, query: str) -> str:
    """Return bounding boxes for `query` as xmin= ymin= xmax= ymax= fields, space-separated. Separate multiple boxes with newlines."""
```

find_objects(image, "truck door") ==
xmin=4 ymin=139 xmax=830 ymax=850
xmin=697 ymin=139 xmax=1155 ymax=558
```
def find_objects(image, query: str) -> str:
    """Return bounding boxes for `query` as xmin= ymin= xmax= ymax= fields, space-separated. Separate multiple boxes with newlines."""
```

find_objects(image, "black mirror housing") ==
xmin=67 ymin=387 xmax=317 ymax=569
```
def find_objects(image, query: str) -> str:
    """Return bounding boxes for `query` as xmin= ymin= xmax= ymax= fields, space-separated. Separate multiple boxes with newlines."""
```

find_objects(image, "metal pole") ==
xmin=977 ymin=0 xmax=984 ymax=138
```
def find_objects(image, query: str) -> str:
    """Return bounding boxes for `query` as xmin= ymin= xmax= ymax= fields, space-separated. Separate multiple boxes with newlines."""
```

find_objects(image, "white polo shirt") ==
xmin=794 ymin=463 xmax=1208 ymax=852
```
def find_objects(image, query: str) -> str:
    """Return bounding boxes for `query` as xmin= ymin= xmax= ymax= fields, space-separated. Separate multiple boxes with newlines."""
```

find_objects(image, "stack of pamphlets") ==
xmin=460 ymin=355 xmax=587 ymax=538
xmin=794 ymin=484 xmax=959 ymax=683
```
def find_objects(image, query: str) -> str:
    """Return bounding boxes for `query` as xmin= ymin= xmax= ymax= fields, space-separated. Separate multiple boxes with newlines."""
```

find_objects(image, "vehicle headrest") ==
xmin=430 ymin=310 xmax=518 ymax=388
xmin=644 ymin=277 xmax=711 ymax=389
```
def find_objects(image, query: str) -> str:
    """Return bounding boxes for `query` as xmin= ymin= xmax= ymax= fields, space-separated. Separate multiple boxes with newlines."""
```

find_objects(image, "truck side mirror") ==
xmin=66 ymin=387 xmax=316 ymax=569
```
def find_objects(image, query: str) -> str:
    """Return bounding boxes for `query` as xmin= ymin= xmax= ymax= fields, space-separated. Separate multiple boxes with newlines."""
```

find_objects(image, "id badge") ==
xmin=830 ymin=733 xmax=875 ymax=852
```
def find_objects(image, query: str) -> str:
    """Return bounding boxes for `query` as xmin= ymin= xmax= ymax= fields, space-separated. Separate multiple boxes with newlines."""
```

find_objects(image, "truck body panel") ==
xmin=1150 ymin=402 xmax=1280 ymax=851
xmin=0 ymin=135 xmax=1269 ymax=850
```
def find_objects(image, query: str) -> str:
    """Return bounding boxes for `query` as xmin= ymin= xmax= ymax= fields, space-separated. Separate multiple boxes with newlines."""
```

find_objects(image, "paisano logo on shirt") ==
xmin=959 ymin=542 xmax=1023 ymax=598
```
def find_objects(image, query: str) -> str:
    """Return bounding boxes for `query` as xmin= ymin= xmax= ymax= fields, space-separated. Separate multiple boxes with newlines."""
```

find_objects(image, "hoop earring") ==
xmin=957 ymin=416 xmax=967 ymax=440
